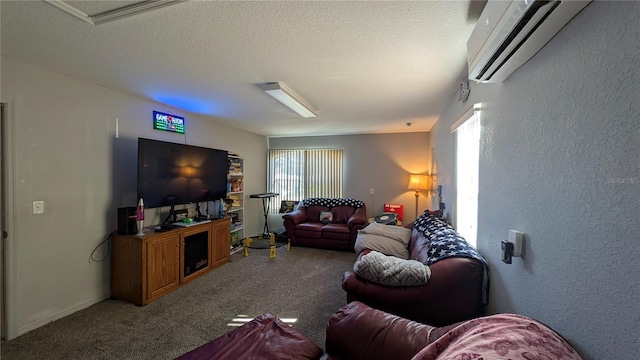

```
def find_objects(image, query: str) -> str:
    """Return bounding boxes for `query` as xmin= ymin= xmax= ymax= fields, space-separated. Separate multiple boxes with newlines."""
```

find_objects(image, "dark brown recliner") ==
xmin=282 ymin=198 xmax=367 ymax=251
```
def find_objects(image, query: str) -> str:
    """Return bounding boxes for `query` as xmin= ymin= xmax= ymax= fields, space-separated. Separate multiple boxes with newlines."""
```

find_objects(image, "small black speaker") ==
xmin=117 ymin=207 xmax=138 ymax=235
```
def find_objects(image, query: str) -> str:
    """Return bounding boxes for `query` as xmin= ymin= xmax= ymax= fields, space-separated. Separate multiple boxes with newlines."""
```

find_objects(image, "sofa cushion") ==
xmin=354 ymin=233 xmax=409 ymax=259
xmin=332 ymin=205 xmax=355 ymax=224
xmin=353 ymin=251 xmax=430 ymax=287
xmin=322 ymin=223 xmax=350 ymax=234
xmin=361 ymin=223 xmax=411 ymax=246
xmin=296 ymin=223 xmax=323 ymax=239
xmin=305 ymin=206 xmax=330 ymax=223
xmin=322 ymin=224 xmax=351 ymax=241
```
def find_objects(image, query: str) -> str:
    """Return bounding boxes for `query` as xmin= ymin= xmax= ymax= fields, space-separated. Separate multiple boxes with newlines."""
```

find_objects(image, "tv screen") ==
xmin=137 ymin=138 xmax=228 ymax=209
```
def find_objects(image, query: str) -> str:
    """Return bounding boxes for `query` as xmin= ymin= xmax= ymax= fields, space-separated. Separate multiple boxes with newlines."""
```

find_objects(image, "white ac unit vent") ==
xmin=468 ymin=0 xmax=591 ymax=83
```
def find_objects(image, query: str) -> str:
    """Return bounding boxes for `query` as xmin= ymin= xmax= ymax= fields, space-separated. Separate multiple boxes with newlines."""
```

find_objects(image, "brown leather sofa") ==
xmin=282 ymin=198 xmax=367 ymax=251
xmin=342 ymin=214 xmax=487 ymax=326
xmin=325 ymin=301 xmax=460 ymax=360
xmin=326 ymin=301 xmax=584 ymax=360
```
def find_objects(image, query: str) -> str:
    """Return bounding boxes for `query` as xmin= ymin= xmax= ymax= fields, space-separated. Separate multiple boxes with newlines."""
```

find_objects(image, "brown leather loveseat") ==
xmin=282 ymin=198 xmax=367 ymax=251
xmin=342 ymin=213 xmax=488 ymax=326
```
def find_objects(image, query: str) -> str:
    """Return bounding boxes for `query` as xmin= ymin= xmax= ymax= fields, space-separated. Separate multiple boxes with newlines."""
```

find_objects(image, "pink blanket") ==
xmin=414 ymin=313 xmax=582 ymax=360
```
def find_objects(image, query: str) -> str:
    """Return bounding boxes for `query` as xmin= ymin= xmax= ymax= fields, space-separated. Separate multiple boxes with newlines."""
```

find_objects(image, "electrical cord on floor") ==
xmin=90 ymin=231 xmax=117 ymax=262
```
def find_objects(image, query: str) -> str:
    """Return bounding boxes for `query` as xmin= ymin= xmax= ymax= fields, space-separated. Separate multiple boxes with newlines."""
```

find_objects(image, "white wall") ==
xmin=269 ymin=132 xmax=433 ymax=227
xmin=1 ymin=56 xmax=267 ymax=338
xmin=430 ymin=2 xmax=640 ymax=359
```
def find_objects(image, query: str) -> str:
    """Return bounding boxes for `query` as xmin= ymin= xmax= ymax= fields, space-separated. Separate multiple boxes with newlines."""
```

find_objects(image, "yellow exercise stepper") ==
xmin=243 ymin=233 xmax=288 ymax=258
xmin=243 ymin=237 xmax=252 ymax=257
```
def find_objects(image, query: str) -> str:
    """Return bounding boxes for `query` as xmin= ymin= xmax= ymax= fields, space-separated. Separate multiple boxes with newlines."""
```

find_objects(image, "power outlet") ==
xmin=33 ymin=200 xmax=45 ymax=214
xmin=369 ymin=188 xmax=374 ymax=195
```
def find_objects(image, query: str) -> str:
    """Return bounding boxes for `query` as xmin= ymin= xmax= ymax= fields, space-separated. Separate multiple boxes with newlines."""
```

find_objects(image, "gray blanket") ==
xmin=353 ymin=250 xmax=431 ymax=287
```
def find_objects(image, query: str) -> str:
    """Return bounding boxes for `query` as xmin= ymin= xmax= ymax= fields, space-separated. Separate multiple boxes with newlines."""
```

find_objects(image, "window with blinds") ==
xmin=267 ymin=149 xmax=343 ymax=214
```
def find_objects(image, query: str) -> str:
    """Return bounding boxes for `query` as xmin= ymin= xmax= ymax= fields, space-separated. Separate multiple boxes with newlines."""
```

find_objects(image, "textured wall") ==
xmin=430 ymin=2 xmax=639 ymax=359
xmin=1 ymin=57 xmax=267 ymax=338
xmin=269 ymin=133 xmax=432 ymax=226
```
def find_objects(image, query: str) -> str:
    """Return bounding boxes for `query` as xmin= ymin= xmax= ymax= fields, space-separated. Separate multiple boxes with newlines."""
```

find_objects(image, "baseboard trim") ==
xmin=16 ymin=292 xmax=111 ymax=337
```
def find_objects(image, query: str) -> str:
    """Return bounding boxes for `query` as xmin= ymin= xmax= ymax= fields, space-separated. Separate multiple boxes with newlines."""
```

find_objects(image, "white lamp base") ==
xmin=136 ymin=220 xmax=144 ymax=236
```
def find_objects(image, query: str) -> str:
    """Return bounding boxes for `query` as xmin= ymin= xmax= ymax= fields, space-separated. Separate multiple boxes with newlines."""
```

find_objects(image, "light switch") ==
xmin=33 ymin=201 xmax=45 ymax=214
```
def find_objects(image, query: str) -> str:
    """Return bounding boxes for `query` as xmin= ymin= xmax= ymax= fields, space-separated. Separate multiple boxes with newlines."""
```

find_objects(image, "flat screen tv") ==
xmin=137 ymin=138 xmax=228 ymax=209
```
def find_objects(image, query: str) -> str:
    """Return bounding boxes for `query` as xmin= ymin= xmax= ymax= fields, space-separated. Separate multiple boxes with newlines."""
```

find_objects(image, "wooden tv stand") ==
xmin=111 ymin=218 xmax=231 ymax=306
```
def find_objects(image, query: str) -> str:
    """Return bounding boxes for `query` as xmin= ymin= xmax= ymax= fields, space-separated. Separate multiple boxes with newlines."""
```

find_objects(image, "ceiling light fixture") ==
xmin=44 ymin=0 xmax=188 ymax=25
xmin=262 ymin=83 xmax=316 ymax=118
xmin=91 ymin=0 xmax=188 ymax=25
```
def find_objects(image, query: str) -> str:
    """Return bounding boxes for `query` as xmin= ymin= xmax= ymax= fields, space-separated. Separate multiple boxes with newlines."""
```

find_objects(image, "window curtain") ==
xmin=267 ymin=149 xmax=343 ymax=213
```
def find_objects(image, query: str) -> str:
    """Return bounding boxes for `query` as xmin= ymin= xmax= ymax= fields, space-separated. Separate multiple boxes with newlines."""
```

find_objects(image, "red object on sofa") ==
xmin=342 ymin=223 xmax=485 ymax=326
xmin=175 ymin=313 xmax=322 ymax=360
xmin=282 ymin=198 xmax=367 ymax=251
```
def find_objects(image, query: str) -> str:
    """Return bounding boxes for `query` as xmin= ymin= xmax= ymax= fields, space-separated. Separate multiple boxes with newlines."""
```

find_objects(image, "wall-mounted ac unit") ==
xmin=468 ymin=0 xmax=591 ymax=83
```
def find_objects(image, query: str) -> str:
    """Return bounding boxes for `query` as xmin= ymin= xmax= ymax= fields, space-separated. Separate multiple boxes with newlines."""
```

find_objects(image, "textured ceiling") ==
xmin=1 ymin=0 xmax=485 ymax=137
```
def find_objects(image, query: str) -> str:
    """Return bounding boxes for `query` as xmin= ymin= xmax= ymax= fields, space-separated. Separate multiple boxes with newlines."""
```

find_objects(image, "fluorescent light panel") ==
xmin=44 ymin=0 xmax=187 ymax=25
xmin=91 ymin=0 xmax=188 ymax=25
xmin=263 ymin=83 xmax=316 ymax=118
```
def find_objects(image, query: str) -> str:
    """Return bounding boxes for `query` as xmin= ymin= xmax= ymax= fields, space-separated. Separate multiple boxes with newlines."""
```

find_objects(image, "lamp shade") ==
xmin=408 ymin=174 xmax=432 ymax=191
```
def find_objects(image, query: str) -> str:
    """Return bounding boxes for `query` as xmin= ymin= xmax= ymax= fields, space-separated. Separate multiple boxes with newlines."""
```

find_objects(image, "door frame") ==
xmin=1 ymin=100 xmax=17 ymax=340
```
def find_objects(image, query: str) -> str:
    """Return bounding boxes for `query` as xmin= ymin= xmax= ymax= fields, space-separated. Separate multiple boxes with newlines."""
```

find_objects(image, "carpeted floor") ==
xmin=1 ymin=246 xmax=357 ymax=360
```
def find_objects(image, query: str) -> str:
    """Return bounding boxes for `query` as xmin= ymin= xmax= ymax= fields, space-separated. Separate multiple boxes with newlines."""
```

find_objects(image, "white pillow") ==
xmin=353 ymin=251 xmax=430 ymax=287
xmin=355 ymin=233 xmax=409 ymax=259
xmin=360 ymin=222 xmax=411 ymax=246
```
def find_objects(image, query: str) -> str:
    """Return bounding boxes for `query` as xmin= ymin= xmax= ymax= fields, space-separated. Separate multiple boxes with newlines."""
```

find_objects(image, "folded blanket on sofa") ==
xmin=413 ymin=214 xmax=485 ymax=266
xmin=413 ymin=313 xmax=583 ymax=360
xmin=302 ymin=198 xmax=364 ymax=208
xmin=413 ymin=213 xmax=489 ymax=304
xmin=353 ymin=250 xmax=431 ymax=287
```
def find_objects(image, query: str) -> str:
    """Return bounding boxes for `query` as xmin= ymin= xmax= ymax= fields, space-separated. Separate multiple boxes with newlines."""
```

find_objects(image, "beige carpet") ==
xmin=1 ymin=246 xmax=357 ymax=360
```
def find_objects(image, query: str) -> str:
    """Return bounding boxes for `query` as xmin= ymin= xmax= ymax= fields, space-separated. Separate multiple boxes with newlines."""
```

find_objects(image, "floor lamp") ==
xmin=408 ymin=174 xmax=432 ymax=218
